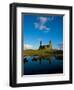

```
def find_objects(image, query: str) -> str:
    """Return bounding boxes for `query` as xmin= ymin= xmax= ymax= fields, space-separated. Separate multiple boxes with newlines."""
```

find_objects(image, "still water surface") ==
xmin=24 ymin=56 xmax=63 ymax=75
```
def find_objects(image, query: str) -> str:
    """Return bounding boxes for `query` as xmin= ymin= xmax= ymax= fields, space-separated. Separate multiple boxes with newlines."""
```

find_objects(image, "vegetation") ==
xmin=23 ymin=49 xmax=63 ymax=59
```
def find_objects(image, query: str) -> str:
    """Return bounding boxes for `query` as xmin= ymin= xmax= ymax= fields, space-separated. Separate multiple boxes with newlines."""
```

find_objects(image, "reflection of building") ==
xmin=39 ymin=40 xmax=52 ymax=50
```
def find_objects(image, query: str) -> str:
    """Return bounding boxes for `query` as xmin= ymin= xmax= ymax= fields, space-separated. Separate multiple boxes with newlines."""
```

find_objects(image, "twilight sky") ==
xmin=22 ymin=14 xmax=63 ymax=50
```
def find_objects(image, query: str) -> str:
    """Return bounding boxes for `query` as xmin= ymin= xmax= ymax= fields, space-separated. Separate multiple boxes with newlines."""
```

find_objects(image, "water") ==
xmin=23 ymin=56 xmax=63 ymax=75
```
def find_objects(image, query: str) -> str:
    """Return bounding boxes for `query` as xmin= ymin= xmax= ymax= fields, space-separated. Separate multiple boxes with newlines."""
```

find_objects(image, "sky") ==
xmin=22 ymin=14 xmax=63 ymax=50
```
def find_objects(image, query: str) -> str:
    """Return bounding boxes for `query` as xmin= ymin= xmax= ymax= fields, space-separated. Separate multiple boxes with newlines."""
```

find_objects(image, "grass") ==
xmin=23 ymin=49 xmax=63 ymax=59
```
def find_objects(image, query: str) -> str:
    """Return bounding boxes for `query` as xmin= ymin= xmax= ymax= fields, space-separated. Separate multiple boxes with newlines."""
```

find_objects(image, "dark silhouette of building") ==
xmin=39 ymin=40 xmax=52 ymax=50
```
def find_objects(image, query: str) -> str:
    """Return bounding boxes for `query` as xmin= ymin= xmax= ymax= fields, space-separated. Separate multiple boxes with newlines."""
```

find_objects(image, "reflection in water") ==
xmin=23 ymin=55 xmax=63 ymax=75
xmin=31 ymin=56 xmax=52 ymax=64
xmin=24 ymin=57 xmax=28 ymax=64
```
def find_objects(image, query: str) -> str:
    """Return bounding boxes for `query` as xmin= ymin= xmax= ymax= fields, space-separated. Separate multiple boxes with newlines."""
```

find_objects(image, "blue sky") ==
xmin=22 ymin=14 xmax=63 ymax=50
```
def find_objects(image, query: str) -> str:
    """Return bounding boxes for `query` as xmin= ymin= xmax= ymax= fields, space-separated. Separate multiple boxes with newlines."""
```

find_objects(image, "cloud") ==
xmin=34 ymin=17 xmax=51 ymax=32
xmin=48 ymin=16 xmax=54 ymax=21
xmin=39 ymin=17 xmax=49 ymax=24
xmin=24 ymin=44 xmax=33 ymax=50
xmin=37 ymin=38 xmax=43 ymax=41
xmin=57 ymin=43 xmax=63 ymax=50
xmin=39 ymin=25 xmax=50 ymax=31
xmin=34 ymin=23 xmax=39 ymax=28
xmin=34 ymin=22 xmax=50 ymax=31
